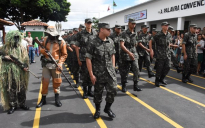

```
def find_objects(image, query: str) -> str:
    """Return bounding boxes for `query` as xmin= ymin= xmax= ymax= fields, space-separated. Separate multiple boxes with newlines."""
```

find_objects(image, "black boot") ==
xmin=176 ymin=66 xmax=183 ymax=73
xmin=104 ymin=102 xmax=116 ymax=118
xmin=88 ymin=86 xmax=94 ymax=97
xmin=7 ymin=104 xmax=17 ymax=114
xmin=55 ymin=94 xmax=62 ymax=107
xmin=133 ymin=81 xmax=142 ymax=91
xmin=74 ymin=79 xmax=79 ymax=88
xmin=36 ymin=95 xmax=46 ymax=108
xmin=182 ymin=73 xmax=188 ymax=83
xmin=148 ymin=71 xmax=155 ymax=78
xmin=155 ymin=77 xmax=160 ymax=87
xmin=186 ymin=73 xmax=193 ymax=83
xmin=83 ymin=86 xmax=88 ymax=99
xmin=20 ymin=104 xmax=30 ymax=110
xmin=121 ymin=82 xmax=127 ymax=92
xmin=94 ymin=104 xmax=101 ymax=119
xmin=159 ymin=75 xmax=167 ymax=86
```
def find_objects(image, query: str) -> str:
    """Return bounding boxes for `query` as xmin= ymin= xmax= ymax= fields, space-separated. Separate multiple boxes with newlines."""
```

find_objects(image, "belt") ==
xmin=28 ymin=45 xmax=34 ymax=47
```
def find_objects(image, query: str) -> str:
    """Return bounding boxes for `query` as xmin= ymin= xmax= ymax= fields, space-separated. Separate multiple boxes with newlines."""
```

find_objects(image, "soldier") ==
xmin=36 ymin=26 xmax=67 ymax=108
xmin=109 ymin=24 xmax=122 ymax=73
xmin=182 ymin=24 xmax=198 ymax=83
xmin=168 ymin=26 xmax=182 ymax=73
xmin=86 ymin=23 xmax=117 ymax=119
xmin=65 ymin=31 xmax=74 ymax=74
xmin=79 ymin=24 xmax=85 ymax=32
xmin=72 ymin=18 xmax=97 ymax=99
xmin=137 ymin=25 xmax=155 ymax=78
xmin=120 ymin=18 xmax=142 ymax=92
xmin=150 ymin=28 xmax=157 ymax=64
xmin=70 ymin=28 xmax=80 ymax=88
xmin=150 ymin=22 xmax=172 ymax=87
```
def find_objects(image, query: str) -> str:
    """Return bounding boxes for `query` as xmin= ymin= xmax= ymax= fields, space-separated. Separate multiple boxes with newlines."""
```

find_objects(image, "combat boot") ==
xmin=83 ymin=86 xmax=88 ymax=99
xmin=20 ymin=103 xmax=30 ymax=110
xmin=182 ymin=74 xmax=188 ymax=83
xmin=159 ymin=75 xmax=167 ymax=86
xmin=7 ymin=104 xmax=17 ymax=114
xmin=121 ymin=82 xmax=127 ymax=92
xmin=94 ymin=104 xmax=101 ymax=119
xmin=36 ymin=95 xmax=46 ymax=108
xmin=176 ymin=66 xmax=183 ymax=73
xmin=88 ymin=86 xmax=94 ymax=97
xmin=155 ymin=77 xmax=160 ymax=87
xmin=148 ymin=71 xmax=155 ymax=78
xmin=55 ymin=94 xmax=62 ymax=107
xmin=104 ymin=102 xmax=116 ymax=118
xmin=186 ymin=73 xmax=193 ymax=83
xmin=133 ymin=81 xmax=142 ymax=91
xmin=74 ymin=79 xmax=79 ymax=88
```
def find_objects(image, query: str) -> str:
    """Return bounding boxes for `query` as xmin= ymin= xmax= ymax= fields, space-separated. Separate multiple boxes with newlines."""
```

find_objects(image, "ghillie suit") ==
xmin=0 ymin=30 xmax=29 ymax=113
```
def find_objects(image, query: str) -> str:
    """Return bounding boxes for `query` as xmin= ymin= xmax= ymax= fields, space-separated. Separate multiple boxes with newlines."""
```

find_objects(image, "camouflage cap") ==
xmin=189 ymin=24 xmax=197 ymax=28
xmin=115 ymin=24 xmax=121 ymax=29
xmin=152 ymin=28 xmax=157 ymax=32
xmin=69 ymin=31 xmax=73 ymax=34
xmin=141 ymin=25 xmax=149 ymax=29
xmin=128 ymin=18 xmax=136 ymax=23
xmin=79 ymin=24 xmax=85 ymax=28
xmin=85 ymin=18 xmax=93 ymax=23
xmin=98 ymin=23 xmax=111 ymax=29
xmin=73 ymin=28 xmax=78 ymax=32
xmin=161 ymin=21 xmax=170 ymax=26
xmin=168 ymin=26 xmax=174 ymax=30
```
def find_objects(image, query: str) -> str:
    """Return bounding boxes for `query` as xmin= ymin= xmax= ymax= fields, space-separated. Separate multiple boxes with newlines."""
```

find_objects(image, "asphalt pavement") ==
xmin=0 ymin=57 xmax=205 ymax=128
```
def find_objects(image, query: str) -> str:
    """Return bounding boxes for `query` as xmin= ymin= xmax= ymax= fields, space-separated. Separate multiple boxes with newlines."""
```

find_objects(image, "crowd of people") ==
xmin=0 ymin=18 xmax=203 ymax=120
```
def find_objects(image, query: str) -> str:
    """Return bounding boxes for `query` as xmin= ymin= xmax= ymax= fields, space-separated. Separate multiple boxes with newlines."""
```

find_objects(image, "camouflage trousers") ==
xmin=155 ymin=59 xmax=171 ymax=78
xmin=183 ymin=58 xmax=197 ymax=75
xmin=138 ymin=54 xmax=152 ymax=72
xmin=170 ymin=50 xmax=178 ymax=68
xmin=94 ymin=79 xmax=117 ymax=104
xmin=120 ymin=59 xmax=140 ymax=83
xmin=72 ymin=61 xmax=80 ymax=81
xmin=81 ymin=61 xmax=92 ymax=87
xmin=8 ymin=79 xmax=26 ymax=107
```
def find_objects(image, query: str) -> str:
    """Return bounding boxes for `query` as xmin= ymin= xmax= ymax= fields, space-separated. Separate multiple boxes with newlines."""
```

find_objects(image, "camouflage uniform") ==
xmin=109 ymin=31 xmax=121 ymax=72
xmin=120 ymin=29 xmax=140 ymax=84
xmin=75 ymin=28 xmax=97 ymax=97
xmin=85 ymin=36 xmax=117 ymax=104
xmin=182 ymin=32 xmax=197 ymax=77
xmin=65 ymin=35 xmax=74 ymax=73
xmin=152 ymin=31 xmax=171 ymax=78
xmin=70 ymin=31 xmax=80 ymax=82
xmin=137 ymin=32 xmax=153 ymax=73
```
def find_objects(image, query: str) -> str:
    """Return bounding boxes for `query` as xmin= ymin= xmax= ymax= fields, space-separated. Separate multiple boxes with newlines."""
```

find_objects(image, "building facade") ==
xmin=100 ymin=0 xmax=205 ymax=32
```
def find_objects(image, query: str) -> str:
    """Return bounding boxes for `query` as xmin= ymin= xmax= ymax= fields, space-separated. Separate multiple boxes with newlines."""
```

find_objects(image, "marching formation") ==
xmin=0 ymin=18 xmax=199 ymax=120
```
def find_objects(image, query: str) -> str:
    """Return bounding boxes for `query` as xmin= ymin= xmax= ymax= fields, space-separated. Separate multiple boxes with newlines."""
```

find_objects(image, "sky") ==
xmin=5 ymin=0 xmax=149 ymax=32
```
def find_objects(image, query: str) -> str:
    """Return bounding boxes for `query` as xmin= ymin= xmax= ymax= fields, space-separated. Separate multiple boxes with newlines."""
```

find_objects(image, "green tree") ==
xmin=92 ymin=17 xmax=99 ymax=30
xmin=0 ymin=0 xmax=71 ymax=30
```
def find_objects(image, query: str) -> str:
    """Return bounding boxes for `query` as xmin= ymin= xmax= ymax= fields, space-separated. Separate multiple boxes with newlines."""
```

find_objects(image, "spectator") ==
xmin=196 ymin=34 xmax=204 ymax=75
xmin=197 ymin=27 xmax=202 ymax=34
xmin=202 ymin=27 xmax=205 ymax=35
xmin=176 ymin=33 xmax=184 ymax=66
xmin=25 ymin=32 xmax=35 ymax=64
xmin=33 ymin=37 xmax=39 ymax=57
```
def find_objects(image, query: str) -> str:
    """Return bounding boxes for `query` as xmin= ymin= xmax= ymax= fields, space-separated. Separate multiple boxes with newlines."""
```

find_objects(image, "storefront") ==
xmin=99 ymin=0 xmax=205 ymax=32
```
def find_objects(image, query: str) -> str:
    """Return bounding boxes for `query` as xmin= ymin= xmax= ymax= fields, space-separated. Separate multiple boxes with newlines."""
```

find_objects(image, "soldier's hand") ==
xmin=183 ymin=54 xmax=187 ymax=60
xmin=128 ymin=52 xmax=135 ymax=60
xmin=4 ymin=56 xmax=13 ymax=61
xmin=150 ymin=50 xmax=154 ymax=59
xmin=23 ymin=68 xmax=28 ymax=72
xmin=78 ymin=59 xmax=82 ymax=66
xmin=90 ymin=74 xmax=96 ymax=85
xmin=146 ymin=49 xmax=150 ymax=52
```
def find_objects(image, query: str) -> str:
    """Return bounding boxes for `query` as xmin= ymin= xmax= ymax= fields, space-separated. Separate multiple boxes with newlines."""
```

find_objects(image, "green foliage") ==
xmin=92 ymin=17 xmax=99 ymax=30
xmin=0 ymin=0 xmax=71 ymax=30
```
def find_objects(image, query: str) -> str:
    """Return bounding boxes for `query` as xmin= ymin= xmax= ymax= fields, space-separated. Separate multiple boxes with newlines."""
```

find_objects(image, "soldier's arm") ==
xmin=149 ymin=39 xmax=154 ymax=59
xmin=120 ymin=40 xmax=135 ymax=60
xmin=58 ymin=40 xmax=68 ymax=65
xmin=111 ymin=55 xmax=115 ymax=67
xmin=40 ymin=37 xmax=49 ymax=57
xmin=182 ymin=34 xmax=188 ymax=60
xmin=139 ymin=42 xmax=150 ymax=51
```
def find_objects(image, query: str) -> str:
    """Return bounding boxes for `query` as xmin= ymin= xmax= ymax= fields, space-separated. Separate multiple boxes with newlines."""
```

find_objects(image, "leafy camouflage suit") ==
xmin=137 ymin=32 xmax=153 ymax=73
xmin=75 ymin=29 xmax=97 ymax=88
xmin=120 ymin=29 xmax=139 ymax=83
xmin=152 ymin=31 xmax=171 ymax=78
xmin=182 ymin=32 xmax=197 ymax=76
xmin=85 ymin=36 xmax=117 ymax=104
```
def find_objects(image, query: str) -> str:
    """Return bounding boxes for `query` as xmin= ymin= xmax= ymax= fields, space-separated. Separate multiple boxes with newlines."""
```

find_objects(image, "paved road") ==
xmin=0 ymin=58 xmax=205 ymax=128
